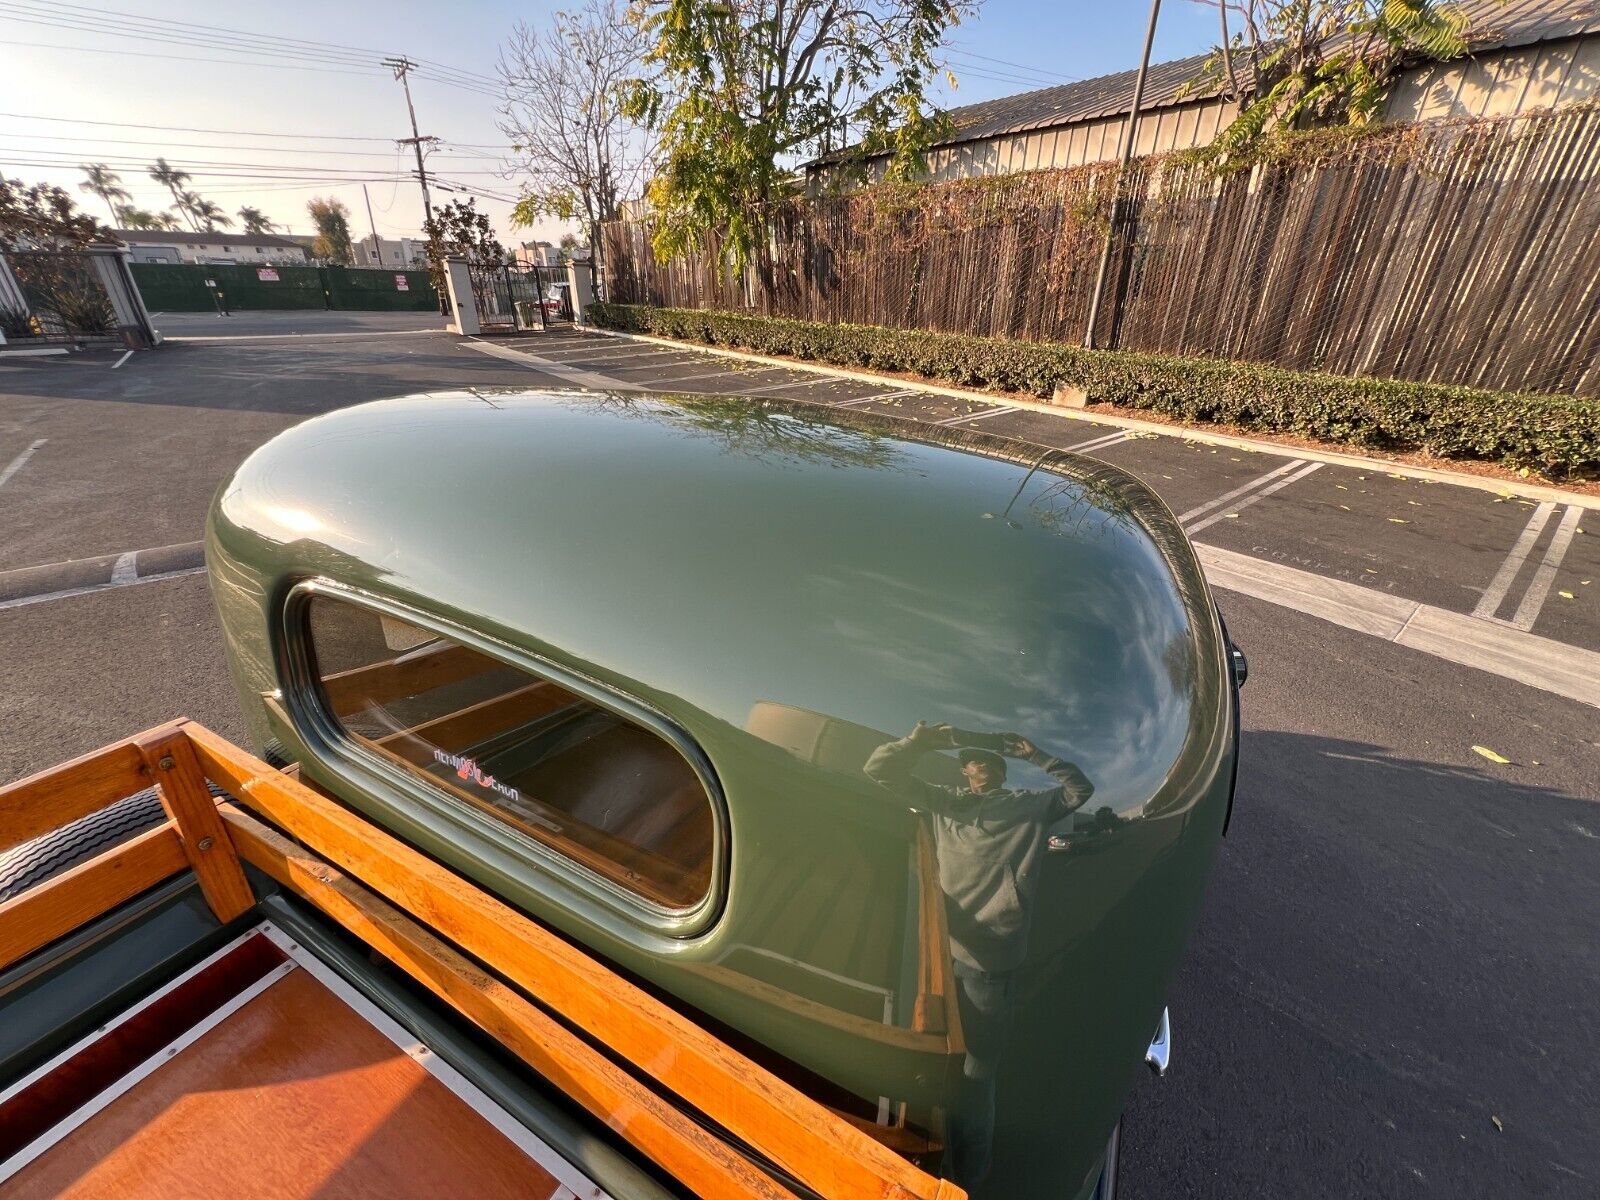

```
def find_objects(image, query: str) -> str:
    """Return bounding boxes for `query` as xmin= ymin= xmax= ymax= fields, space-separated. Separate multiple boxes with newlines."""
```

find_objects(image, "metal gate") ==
xmin=487 ymin=264 xmax=573 ymax=331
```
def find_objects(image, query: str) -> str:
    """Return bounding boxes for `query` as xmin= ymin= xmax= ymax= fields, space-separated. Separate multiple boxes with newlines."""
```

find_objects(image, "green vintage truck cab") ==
xmin=0 ymin=390 xmax=1240 ymax=1200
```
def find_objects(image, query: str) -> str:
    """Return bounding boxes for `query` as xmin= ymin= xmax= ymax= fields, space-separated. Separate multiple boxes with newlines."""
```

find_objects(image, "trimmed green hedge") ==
xmin=591 ymin=303 xmax=1600 ymax=480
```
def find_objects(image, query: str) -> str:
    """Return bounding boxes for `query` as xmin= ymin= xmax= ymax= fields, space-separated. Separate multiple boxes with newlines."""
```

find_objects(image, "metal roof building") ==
xmin=812 ymin=0 xmax=1600 ymax=184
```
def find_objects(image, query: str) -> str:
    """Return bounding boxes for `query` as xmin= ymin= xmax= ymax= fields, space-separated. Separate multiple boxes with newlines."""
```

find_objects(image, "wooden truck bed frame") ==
xmin=0 ymin=719 xmax=965 ymax=1200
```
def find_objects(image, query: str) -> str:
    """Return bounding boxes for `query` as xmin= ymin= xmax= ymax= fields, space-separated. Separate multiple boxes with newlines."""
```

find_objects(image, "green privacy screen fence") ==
xmin=129 ymin=263 xmax=438 ymax=312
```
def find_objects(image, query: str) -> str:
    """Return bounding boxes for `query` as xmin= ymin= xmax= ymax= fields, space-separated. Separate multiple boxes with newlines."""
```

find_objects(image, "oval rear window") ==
xmin=303 ymin=594 xmax=716 ymax=910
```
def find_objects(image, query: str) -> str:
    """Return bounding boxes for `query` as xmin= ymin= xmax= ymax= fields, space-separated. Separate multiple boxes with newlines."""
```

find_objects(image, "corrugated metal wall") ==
xmin=826 ymin=34 xmax=1599 ymax=189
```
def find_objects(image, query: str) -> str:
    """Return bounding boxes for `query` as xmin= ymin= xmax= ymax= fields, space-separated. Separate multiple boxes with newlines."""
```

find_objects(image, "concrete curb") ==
xmin=0 ymin=541 xmax=205 ymax=604
xmin=585 ymin=326 xmax=1598 ymax=509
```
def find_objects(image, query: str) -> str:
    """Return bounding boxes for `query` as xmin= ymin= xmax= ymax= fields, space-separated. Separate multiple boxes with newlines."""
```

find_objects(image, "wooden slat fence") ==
xmin=603 ymin=103 xmax=1600 ymax=397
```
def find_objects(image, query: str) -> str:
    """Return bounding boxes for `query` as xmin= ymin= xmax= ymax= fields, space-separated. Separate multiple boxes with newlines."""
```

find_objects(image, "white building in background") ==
xmin=807 ymin=0 xmax=1600 ymax=187
xmin=354 ymin=235 xmax=429 ymax=269
xmin=113 ymin=230 xmax=310 ymax=265
xmin=512 ymin=240 xmax=559 ymax=268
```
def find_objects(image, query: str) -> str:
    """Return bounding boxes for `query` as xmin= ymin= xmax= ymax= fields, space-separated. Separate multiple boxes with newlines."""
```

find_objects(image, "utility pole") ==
xmin=1083 ymin=0 xmax=1162 ymax=349
xmin=383 ymin=56 xmax=438 ymax=230
xmin=383 ymin=55 xmax=445 ymax=311
xmin=361 ymin=183 xmax=381 ymax=267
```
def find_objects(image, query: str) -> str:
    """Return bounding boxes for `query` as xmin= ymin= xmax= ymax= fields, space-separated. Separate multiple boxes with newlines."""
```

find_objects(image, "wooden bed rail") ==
xmin=0 ymin=720 xmax=965 ymax=1200
xmin=0 ymin=722 xmax=255 ymax=970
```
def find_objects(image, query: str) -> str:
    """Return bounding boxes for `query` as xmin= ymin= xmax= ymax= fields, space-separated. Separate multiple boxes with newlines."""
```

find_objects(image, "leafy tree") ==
xmin=0 ymin=178 xmax=115 ymax=334
xmin=0 ymin=176 xmax=108 ymax=250
xmin=306 ymin=196 xmax=355 ymax=264
xmin=237 ymin=206 xmax=278 ymax=236
xmin=1191 ymin=0 xmax=1471 ymax=160
xmin=622 ymin=0 xmax=971 ymax=270
xmin=78 ymin=164 xmax=130 ymax=225
xmin=498 ymin=0 xmax=655 ymax=283
xmin=423 ymin=198 xmax=505 ymax=301
xmin=148 ymin=158 xmax=194 ymax=228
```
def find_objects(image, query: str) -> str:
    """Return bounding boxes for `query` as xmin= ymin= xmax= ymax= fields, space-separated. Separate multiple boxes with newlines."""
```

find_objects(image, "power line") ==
xmin=947 ymin=48 xmax=1081 ymax=84
xmin=2 ymin=37 xmax=384 ymax=79
xmin=0 ymin=111 xmax=512 ymax=149
xmin=0 ymin=131 xmax=501 ymax=160
xmin=0 ymin=1 xmax=502 ymax=97
xmin=1 ymin=150 xmax=509 ymax=176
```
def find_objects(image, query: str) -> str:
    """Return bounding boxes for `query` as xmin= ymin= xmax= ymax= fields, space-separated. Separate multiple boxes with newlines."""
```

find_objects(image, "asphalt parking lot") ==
xmin=2 ymin=320 xmax=1596 ymax=1198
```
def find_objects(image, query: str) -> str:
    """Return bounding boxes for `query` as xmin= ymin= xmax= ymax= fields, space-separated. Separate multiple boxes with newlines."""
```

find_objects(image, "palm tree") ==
xmin=237 ymin=206 xmax=277 ymax=236
xmin=184 ymin=194 xmax=232 ymax=232
xmin=148 ymin=158 xmax=195 ymax=229
xmin=114 ymin=205 xmax=164 ymax=230
xmin=79 ymin=164 xmax=130 ymax=225
xmin=154 ymin=211 xmax=184 ymax=231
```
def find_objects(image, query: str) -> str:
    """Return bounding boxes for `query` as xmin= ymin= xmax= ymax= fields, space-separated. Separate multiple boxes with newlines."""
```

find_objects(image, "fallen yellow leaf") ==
xmin=1472 ymin=745 xmax=1511 ymax=765
xmin=1339 ymin=504 xmax=1351 ymax=511
xmin=1558 ymin=591 xmax=1575 ymax=600
xmin=1491 ymin=1115 xmax=1504 ymax=1133
xmin=1335 ymin=484 xmax=1348 ymax=490
xmin=1388 ymin=518 xmax=1410 ymax=524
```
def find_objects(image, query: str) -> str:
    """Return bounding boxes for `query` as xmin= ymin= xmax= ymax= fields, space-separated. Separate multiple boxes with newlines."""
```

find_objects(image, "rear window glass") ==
xmin=304 ymin=595 xmax=716 ymax=909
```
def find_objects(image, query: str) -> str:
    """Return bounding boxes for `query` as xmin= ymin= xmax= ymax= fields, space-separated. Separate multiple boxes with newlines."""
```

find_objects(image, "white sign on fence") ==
xmin=257 ymin=267 xmax=280 ymax=282
xmin=395 ymin=274 xmax=409 ymax=291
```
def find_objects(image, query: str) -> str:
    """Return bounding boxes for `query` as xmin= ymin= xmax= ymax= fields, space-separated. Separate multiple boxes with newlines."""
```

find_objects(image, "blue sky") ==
xmin=0 ymin=1 xmax=1220 ymax=245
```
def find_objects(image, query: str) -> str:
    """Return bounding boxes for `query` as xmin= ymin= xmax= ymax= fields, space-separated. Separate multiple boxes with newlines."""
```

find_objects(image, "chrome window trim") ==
xmin=276 ymin=578 xmax=729 ymax=938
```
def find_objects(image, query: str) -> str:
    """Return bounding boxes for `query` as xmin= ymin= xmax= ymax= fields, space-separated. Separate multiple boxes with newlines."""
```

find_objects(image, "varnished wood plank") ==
xmin=319 ymin=639 xmax=488 ymax=714
xmin=0 ymin=823 xmax=187 ymax=971
xmin=136 ymin=726 xmax=254 ymax=924
xmin=912 ymin=823 xmax=957 ymax=1044
xmin=373 ymin=681 xmax=568 ymax=765
xmin=828 ymin=1105 xmax=942 ymax=1157
xmin=4 ymin=966 xmax=566 ymax=1200
xmin=0 ymin=935 xmax=287 ymax=1160
xmin=219 ymin=804 xmax=802 ymax=1200
xmin=0 ymin=739 xmax=153 ymax=855
xmin=187 ymin=724 xmax=962 ymax=1200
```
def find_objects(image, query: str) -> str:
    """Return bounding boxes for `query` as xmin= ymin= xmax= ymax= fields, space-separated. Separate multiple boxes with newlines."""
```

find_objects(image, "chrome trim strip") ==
xmin=1145 ymin=1006 xmax=1171 ymax=1077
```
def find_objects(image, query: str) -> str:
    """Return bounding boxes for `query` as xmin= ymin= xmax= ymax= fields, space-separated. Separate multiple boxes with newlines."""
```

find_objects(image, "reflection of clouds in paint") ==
xmin=813 ymin=537 xmax=1194 ymax=813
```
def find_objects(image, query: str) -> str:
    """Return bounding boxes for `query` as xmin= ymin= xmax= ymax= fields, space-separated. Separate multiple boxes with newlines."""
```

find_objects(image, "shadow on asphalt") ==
xmin=1121 ymin=728 xmax=1597 ymax=1199
xmin=0 ymin=341 xmax=556 ymax=417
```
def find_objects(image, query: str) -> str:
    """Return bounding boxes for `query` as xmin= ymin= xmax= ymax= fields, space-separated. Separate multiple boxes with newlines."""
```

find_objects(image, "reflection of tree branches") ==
xmin=1026 ymin=463 xmax=1141 ymax=542
xmin=583 ymin=393 xmax=907 ymax=471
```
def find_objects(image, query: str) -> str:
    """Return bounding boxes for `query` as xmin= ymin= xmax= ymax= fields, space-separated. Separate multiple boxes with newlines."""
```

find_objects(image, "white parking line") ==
xmin=1199 ymin=543 xmax=1600 ymax=709
xmin=1178 ymin=460 xmax=1308 ymax=526
xmin=731 ymin=376 xmax=826 ymax=395
xmin=935 ymin=406 xmax=1017 ymax=426
xmin=535 ymin=345 xmax=680 ymax=362
xmin=646 ymin=365 xmax=792 ymax=387
xmin=1508 ymin=505 xmax=1585 ymax=631
xmin=1062 ymin=429 xmax=1134 ymax=455
xmin=110 ymin=551 xmax=138 ymax=584
xmin=464 ymin=340 xmax=624 ymax=389
xmin=832 ymin=394 xmax=898 ymax=408
xmin=111 ymin=350 xmax=134 ymax=369
xmin=1473 ymin=501 xmax=1557 ymax=620
xmin=0 ymin=566 xmax=207 ymax=611
xmin=1185 ymin=462 xmax=1323 ymax=535
xmin=0 ymin=438 xmax=47 ymax=490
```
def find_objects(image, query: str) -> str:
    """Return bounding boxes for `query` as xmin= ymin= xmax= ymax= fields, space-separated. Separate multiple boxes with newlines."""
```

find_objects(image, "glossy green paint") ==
xmin=206 ymin=390 xmax=1235 ymax=1199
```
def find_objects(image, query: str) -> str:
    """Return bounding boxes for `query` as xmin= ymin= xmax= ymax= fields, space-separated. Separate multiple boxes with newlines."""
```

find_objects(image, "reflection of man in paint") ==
xmin=864 ymin=721 xmax=1094 ymax=1190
